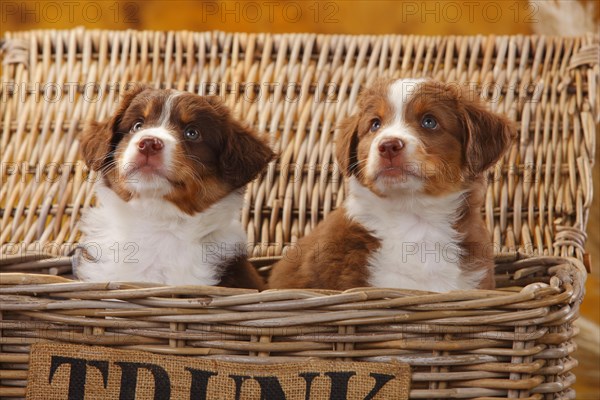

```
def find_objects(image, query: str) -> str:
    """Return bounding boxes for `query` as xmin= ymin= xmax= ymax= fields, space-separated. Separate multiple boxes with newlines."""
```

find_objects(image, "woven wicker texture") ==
xmin=1 ymin=29 xmax=597 ymax=260
xmin=0 ymin=29 xmax=597 ymax=399
xmin=0 ymin=255 xmax=588 ymax=399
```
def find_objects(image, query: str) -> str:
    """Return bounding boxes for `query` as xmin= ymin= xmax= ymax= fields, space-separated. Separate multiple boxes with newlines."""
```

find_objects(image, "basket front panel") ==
xmin=0 ymin=253 xmax=587 ymax=399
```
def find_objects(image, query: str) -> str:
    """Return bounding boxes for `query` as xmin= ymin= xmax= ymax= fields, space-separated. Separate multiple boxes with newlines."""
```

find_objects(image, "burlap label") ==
xmin=27 ymin=343 xmax=411 ymax=399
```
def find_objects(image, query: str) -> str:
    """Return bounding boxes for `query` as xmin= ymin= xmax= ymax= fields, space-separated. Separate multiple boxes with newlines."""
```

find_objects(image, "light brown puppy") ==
xmin=269 ymin=78 xmax=515 ymax=292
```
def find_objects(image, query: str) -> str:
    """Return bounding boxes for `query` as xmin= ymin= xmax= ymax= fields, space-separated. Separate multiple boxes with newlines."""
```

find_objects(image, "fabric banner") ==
xmin=27 ymin=343 xmax=411 ymax=399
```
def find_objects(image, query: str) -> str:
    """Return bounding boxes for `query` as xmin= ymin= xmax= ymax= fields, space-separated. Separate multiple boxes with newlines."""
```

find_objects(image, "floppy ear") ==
xmin=461 ymin=99 xmax=516 ymax=176
xmin=80 ymin=83 xmax=149 ymax=171
xmin=335 ymin=114 xmax=360 ymax=176
xmin=220 ymin=118 xmax=275 ymax=189
xmin=80 ymin=118 xmax=113 ymax=171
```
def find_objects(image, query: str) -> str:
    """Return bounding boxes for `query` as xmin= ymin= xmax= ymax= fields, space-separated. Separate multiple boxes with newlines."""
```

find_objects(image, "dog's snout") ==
xmin=137 ymin=137 xmax=164 ymax=156
xmin=378 ymin=139 xmax=404 ymax=159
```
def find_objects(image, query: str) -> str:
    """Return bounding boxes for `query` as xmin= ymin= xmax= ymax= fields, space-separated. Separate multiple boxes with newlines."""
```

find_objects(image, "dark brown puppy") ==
xmin=77 ymin=86 xmax=273 ymax=289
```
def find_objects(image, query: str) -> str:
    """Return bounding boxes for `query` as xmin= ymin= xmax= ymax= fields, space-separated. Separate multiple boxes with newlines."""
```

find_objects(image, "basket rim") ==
xmin=0 ymin=251 xmax=587 ymax=301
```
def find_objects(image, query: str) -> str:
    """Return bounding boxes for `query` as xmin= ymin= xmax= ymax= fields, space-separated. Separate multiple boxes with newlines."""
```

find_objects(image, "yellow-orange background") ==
xmin=2 ymin=0 xmax=545 ymax=35
xmin=1 ymin=0 xmax=598 ymax=397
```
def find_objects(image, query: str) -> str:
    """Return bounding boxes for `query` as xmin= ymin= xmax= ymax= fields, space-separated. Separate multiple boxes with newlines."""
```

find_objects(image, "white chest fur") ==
xmin=344 ymin=178 xmax=483 ymax=292
xmin=76 ymin=185 xmax=247 ymax=285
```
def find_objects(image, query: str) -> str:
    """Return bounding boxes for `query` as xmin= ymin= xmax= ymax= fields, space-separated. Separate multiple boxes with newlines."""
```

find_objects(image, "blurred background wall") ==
xmin=1 ymin=0 xmax=598 ymax=397
xmin=1 ymin=0 xmax=544 ymax=35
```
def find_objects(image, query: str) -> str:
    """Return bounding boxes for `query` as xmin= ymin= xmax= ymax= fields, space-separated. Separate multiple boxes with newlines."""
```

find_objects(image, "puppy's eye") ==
xmin=184 ymin=128 xmax=201 ymax=141
xmin=421 ymin=115 xmax=438 ymax=130
xmin=370 ymin=119 xmax=381 ymax=132
xmin=131 ymin=121 xmax=143 ymax=132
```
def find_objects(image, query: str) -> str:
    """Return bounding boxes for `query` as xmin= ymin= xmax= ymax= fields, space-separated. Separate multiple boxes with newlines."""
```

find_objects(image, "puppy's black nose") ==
xmin=137 ymin=137 xmax=164 ymax=156
xmin=378 ymin=139 xmax=404 ymax=159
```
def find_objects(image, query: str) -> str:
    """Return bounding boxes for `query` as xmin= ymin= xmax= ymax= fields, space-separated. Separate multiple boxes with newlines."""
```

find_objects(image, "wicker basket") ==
xmin=1 ymin=29 xmax=597 ymax=399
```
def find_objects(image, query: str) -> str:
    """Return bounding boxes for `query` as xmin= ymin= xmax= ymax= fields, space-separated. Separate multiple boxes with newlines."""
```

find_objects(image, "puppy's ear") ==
xmin=80 ymin=118 xmax=113 ymax=171
xmin=220 ymin=118 xmax=275 ymax=189
xmin=80 ymin=84 xmax=149 ymax=171
xmin=335 ymin=114 xmax=360 ymax=176
xmin=461 ymin=98 xmax=516 ymax=176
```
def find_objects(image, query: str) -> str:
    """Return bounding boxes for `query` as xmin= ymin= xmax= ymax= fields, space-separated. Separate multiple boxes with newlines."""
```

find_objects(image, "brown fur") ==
xmin=80 ymin=86 xmax=274 ymax=290
xmin=268 ymin=208 xmax=380 ymax=290
xmin=335 ymin=79 xmax=395 ymax=195
xmin=80 ymin=87 xmax=274 ymax=214
xmin=269 ymin=79 xmax=515 ymax=291
xmin=218 ymin=258 xmax=266 ymax=290
xmin=455 ymin=181 xmax=497 ymax=289
xmin=80 ymin=84 xmax=149 ymax=172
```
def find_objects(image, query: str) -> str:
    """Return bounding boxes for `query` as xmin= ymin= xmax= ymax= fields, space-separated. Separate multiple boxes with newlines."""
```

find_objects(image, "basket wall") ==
xmin=1 ymin=29 xmax=597 ymax=261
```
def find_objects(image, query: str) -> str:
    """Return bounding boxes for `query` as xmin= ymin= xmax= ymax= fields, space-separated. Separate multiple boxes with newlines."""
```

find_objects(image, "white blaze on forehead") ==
xmin=387 ymin=78 xmax=426 ymax=118
xmin=158 ymin=92 xmax=183 ymax=127
xmin=364 ymin=79 xmax=427 ymax=190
